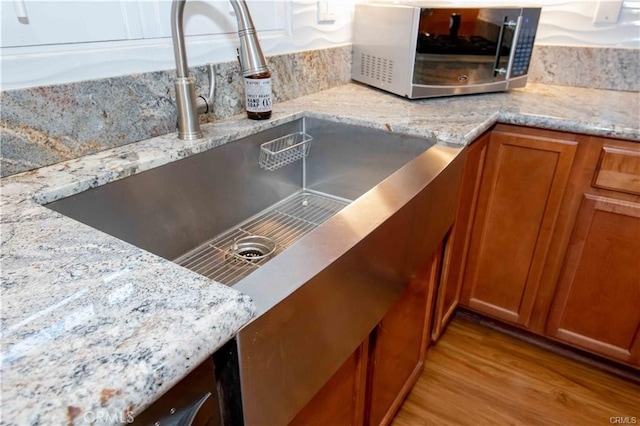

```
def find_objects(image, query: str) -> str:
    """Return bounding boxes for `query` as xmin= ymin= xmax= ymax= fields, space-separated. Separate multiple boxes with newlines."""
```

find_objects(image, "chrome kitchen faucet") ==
xmin=171 ymin=0 xmax=269 ymax=140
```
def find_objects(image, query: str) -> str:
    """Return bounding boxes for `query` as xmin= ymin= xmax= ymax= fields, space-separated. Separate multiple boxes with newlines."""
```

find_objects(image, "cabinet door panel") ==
xmin=461 ymin=131 xmax=576 ymax=326
xmin=138 ymin=1 xmax=287 ymax=39
xmin=1 ymin=1 xmax=143 ymax=48
xmin=289 ymin=340 xmax=369 ymax=426
xmin=367 ymin=247 xmax=441 ymax=426
xmin=546 ymin=194 xmax=640 ymax=365
xmin=433 ymin=133 xmax=489 ymax=340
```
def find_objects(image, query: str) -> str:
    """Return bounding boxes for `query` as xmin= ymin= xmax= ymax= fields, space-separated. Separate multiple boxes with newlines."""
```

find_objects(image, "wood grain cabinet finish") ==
xmin=289 ymin=340 xmax=369 ymax=426
xmin=460 ymin=128 xmax=577 ymax=327
xmin=432 ymin=133 xmax=490 ymax=341
xmin=593 ymin=147 xmax=640 ymax=195
xmin=289 ymin=245 xmax=443 ymax=426
xmin=367 ymin=245 xmax=442 ymax=426
xmin=545 ymin=195 xmax=640 ymax=365
xmin=453 ymin=126 xmax=640 ymax=368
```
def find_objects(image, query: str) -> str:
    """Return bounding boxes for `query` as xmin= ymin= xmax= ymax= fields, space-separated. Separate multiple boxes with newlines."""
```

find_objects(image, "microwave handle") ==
xmin=493 ymin=15 xmax=523 ymax=77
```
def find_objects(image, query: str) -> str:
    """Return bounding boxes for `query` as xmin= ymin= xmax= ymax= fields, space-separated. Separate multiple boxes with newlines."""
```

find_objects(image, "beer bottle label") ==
xmin=245 ymin=78 xmax=272 ymax=113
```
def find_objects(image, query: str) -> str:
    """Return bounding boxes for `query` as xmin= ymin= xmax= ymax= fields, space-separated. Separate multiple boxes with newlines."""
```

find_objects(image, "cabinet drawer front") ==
xmin=593 ymin=147 xmax=640 ymax=195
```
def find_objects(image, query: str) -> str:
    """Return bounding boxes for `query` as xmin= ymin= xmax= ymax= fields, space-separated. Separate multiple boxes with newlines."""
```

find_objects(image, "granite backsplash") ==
xmin=1 ymin=45 xmax=637 ymax=178
xmin=528 ymin=46 xmax=639 ymax=92
xmin=0 ymin=46 xmax=351 ymax=177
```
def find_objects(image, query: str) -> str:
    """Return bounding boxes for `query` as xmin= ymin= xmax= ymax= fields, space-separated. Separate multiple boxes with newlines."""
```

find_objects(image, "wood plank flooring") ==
xmin=392 ymin=314 xmax=640 ymax=426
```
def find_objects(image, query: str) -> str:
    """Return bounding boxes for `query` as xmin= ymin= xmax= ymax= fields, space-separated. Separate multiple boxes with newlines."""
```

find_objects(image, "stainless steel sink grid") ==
xmin=174 ymin=190 xmax=349 ymax=285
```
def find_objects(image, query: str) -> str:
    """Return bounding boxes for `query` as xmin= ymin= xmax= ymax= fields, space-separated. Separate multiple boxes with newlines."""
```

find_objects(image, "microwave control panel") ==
xmin=512 ymin=8 xmax=541 ymax=77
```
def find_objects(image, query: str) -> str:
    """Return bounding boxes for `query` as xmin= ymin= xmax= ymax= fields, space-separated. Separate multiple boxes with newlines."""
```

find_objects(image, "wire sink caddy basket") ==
xmin=259 ymin=132 xmax=313 ymax=171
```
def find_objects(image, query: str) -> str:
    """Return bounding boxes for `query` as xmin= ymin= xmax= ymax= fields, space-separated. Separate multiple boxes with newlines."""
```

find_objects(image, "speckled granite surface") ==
xmin=2 ymin=44 xmax=636 ymax=178
xmin=1 ymin=180 xmax=256 ymax=423
xmin=0 ymin=46 xmax=352 ymax=177
xmin=1 ymin=82 xmax=639 ymax=423
xmin=528 ymin=46 xmax=639 ymax=92
xmin=277 ymin=82 xmax=639 ymax=145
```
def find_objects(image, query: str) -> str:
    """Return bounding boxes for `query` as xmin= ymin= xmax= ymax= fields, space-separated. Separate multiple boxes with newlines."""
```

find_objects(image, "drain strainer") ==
xmin=225 ymin=235 xmax=276 ymax=265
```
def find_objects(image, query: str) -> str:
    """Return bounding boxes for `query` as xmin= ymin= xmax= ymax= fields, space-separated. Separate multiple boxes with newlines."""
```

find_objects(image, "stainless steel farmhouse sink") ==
xmin=46 ymin=117 xmax=466 ymax=425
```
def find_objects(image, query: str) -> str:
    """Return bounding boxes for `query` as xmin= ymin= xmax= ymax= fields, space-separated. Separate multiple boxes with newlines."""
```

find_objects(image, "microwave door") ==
xmin=412 ymin=8 xmax=518 ymax=87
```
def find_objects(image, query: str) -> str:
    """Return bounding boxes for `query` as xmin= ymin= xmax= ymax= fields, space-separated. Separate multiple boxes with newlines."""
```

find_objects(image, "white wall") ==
xmin=1 ymin=0 xmax=638 ymax=91
xmin=534 ymin=0 xmax=640 ymax=46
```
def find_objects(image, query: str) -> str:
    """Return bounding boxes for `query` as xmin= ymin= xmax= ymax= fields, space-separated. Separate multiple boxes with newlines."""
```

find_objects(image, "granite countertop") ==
xmin=1 ymin=82 xmax=638 ymax=424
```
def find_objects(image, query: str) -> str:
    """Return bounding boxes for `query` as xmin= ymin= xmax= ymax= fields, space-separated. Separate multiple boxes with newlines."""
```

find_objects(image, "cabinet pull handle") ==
xmin=14 ymin=0 xmax=29 ymax=23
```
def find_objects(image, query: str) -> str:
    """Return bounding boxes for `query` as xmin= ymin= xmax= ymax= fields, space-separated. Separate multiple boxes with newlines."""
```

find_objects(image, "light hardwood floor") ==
xmin=392 ymin=314 xmax=640 ymax=426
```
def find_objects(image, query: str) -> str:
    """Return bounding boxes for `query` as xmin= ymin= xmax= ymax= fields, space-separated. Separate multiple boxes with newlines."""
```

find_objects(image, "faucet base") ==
xmin=175 ymin=77 xmax=203 ymax=140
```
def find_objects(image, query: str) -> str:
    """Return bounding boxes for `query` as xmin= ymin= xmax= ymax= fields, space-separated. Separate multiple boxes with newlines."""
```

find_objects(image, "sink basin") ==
xmin=46 ymin=117 xmax=466 ymax=425
xmin=47 ymin=117 xmax=437 ymax=284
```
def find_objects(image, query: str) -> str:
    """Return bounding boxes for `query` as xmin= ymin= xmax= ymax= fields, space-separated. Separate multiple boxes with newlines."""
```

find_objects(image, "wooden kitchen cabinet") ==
xmin=367 ymin=244 xmax=442 ymax=426
xmin=291 ymin=244 xmax=443 ymax=426
xmin=289 ymin=126 xmax=640 ymax=425
xmin=432 ymin=132 xmax=490 ymax=341
xmin=543 ymin=138 xmax=640 ymax=367
xmin=545 ymin=194 xmax=640 ymax=365
xmin=451 ymin=125 xmax=640 ymax=368
xmin=289 ymin=340 xmax=369 ymax=426
xmin=460 ymin=126 xmax=577 ymax=327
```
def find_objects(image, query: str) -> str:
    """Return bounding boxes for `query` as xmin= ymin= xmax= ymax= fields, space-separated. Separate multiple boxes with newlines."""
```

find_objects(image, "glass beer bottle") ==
xmin=244 ymin=71 xmax=272 ymax=120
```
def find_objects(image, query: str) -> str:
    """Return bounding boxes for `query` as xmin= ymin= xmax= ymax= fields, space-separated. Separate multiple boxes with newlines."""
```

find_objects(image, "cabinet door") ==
xmin=1 ymin=1 xmax=143 ymax=48
xmin=367 ymin=246 xmax=442 ymax=426
xmin=432 ymin=132 xmax=489 ymax=341
xmin=460 ymin=130 xmax=577 ymax=327
xmin=289 ymin=340 xmax=369 ymax=426
xmin=546 ymin=194 xmax=640 ymax=366
xmin=136 ymin=1 xmax=287 ymax=39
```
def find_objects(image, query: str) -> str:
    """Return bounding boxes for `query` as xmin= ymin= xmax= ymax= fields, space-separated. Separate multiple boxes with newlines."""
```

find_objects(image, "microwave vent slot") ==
xmin=360 ymin=53 xmax=393 ymax=84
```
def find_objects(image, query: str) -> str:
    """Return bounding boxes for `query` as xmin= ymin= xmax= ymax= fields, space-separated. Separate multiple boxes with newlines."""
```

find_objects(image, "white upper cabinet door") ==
xmin=1 ymin=1 xmax=144 ymax=48
xmin=137 ymin=0 xmax=287 ymax=39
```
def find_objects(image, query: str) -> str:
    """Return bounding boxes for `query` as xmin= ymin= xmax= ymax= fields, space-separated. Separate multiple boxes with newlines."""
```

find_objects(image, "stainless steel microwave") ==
xmin=352 ymin=2 xmax=541 ymax=99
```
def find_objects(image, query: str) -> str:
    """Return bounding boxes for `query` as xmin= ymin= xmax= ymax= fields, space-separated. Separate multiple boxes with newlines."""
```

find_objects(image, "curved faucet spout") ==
xmin=171 ymin=0 xmax=269 ymax=140
xmin=228 ymin=0 xmax=269 ymax=77
xmin=171 ymin=0 xmax=190 ymax=79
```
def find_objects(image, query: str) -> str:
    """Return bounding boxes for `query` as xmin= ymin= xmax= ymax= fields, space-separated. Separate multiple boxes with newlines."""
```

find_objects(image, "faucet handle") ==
xmin=196 ymin=63 xmax=215 ymax=115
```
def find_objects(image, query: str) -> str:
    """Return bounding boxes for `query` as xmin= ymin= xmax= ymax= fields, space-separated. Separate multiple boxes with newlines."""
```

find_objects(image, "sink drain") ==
xmin=225 ymin=235 xmax=276 ymax=264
